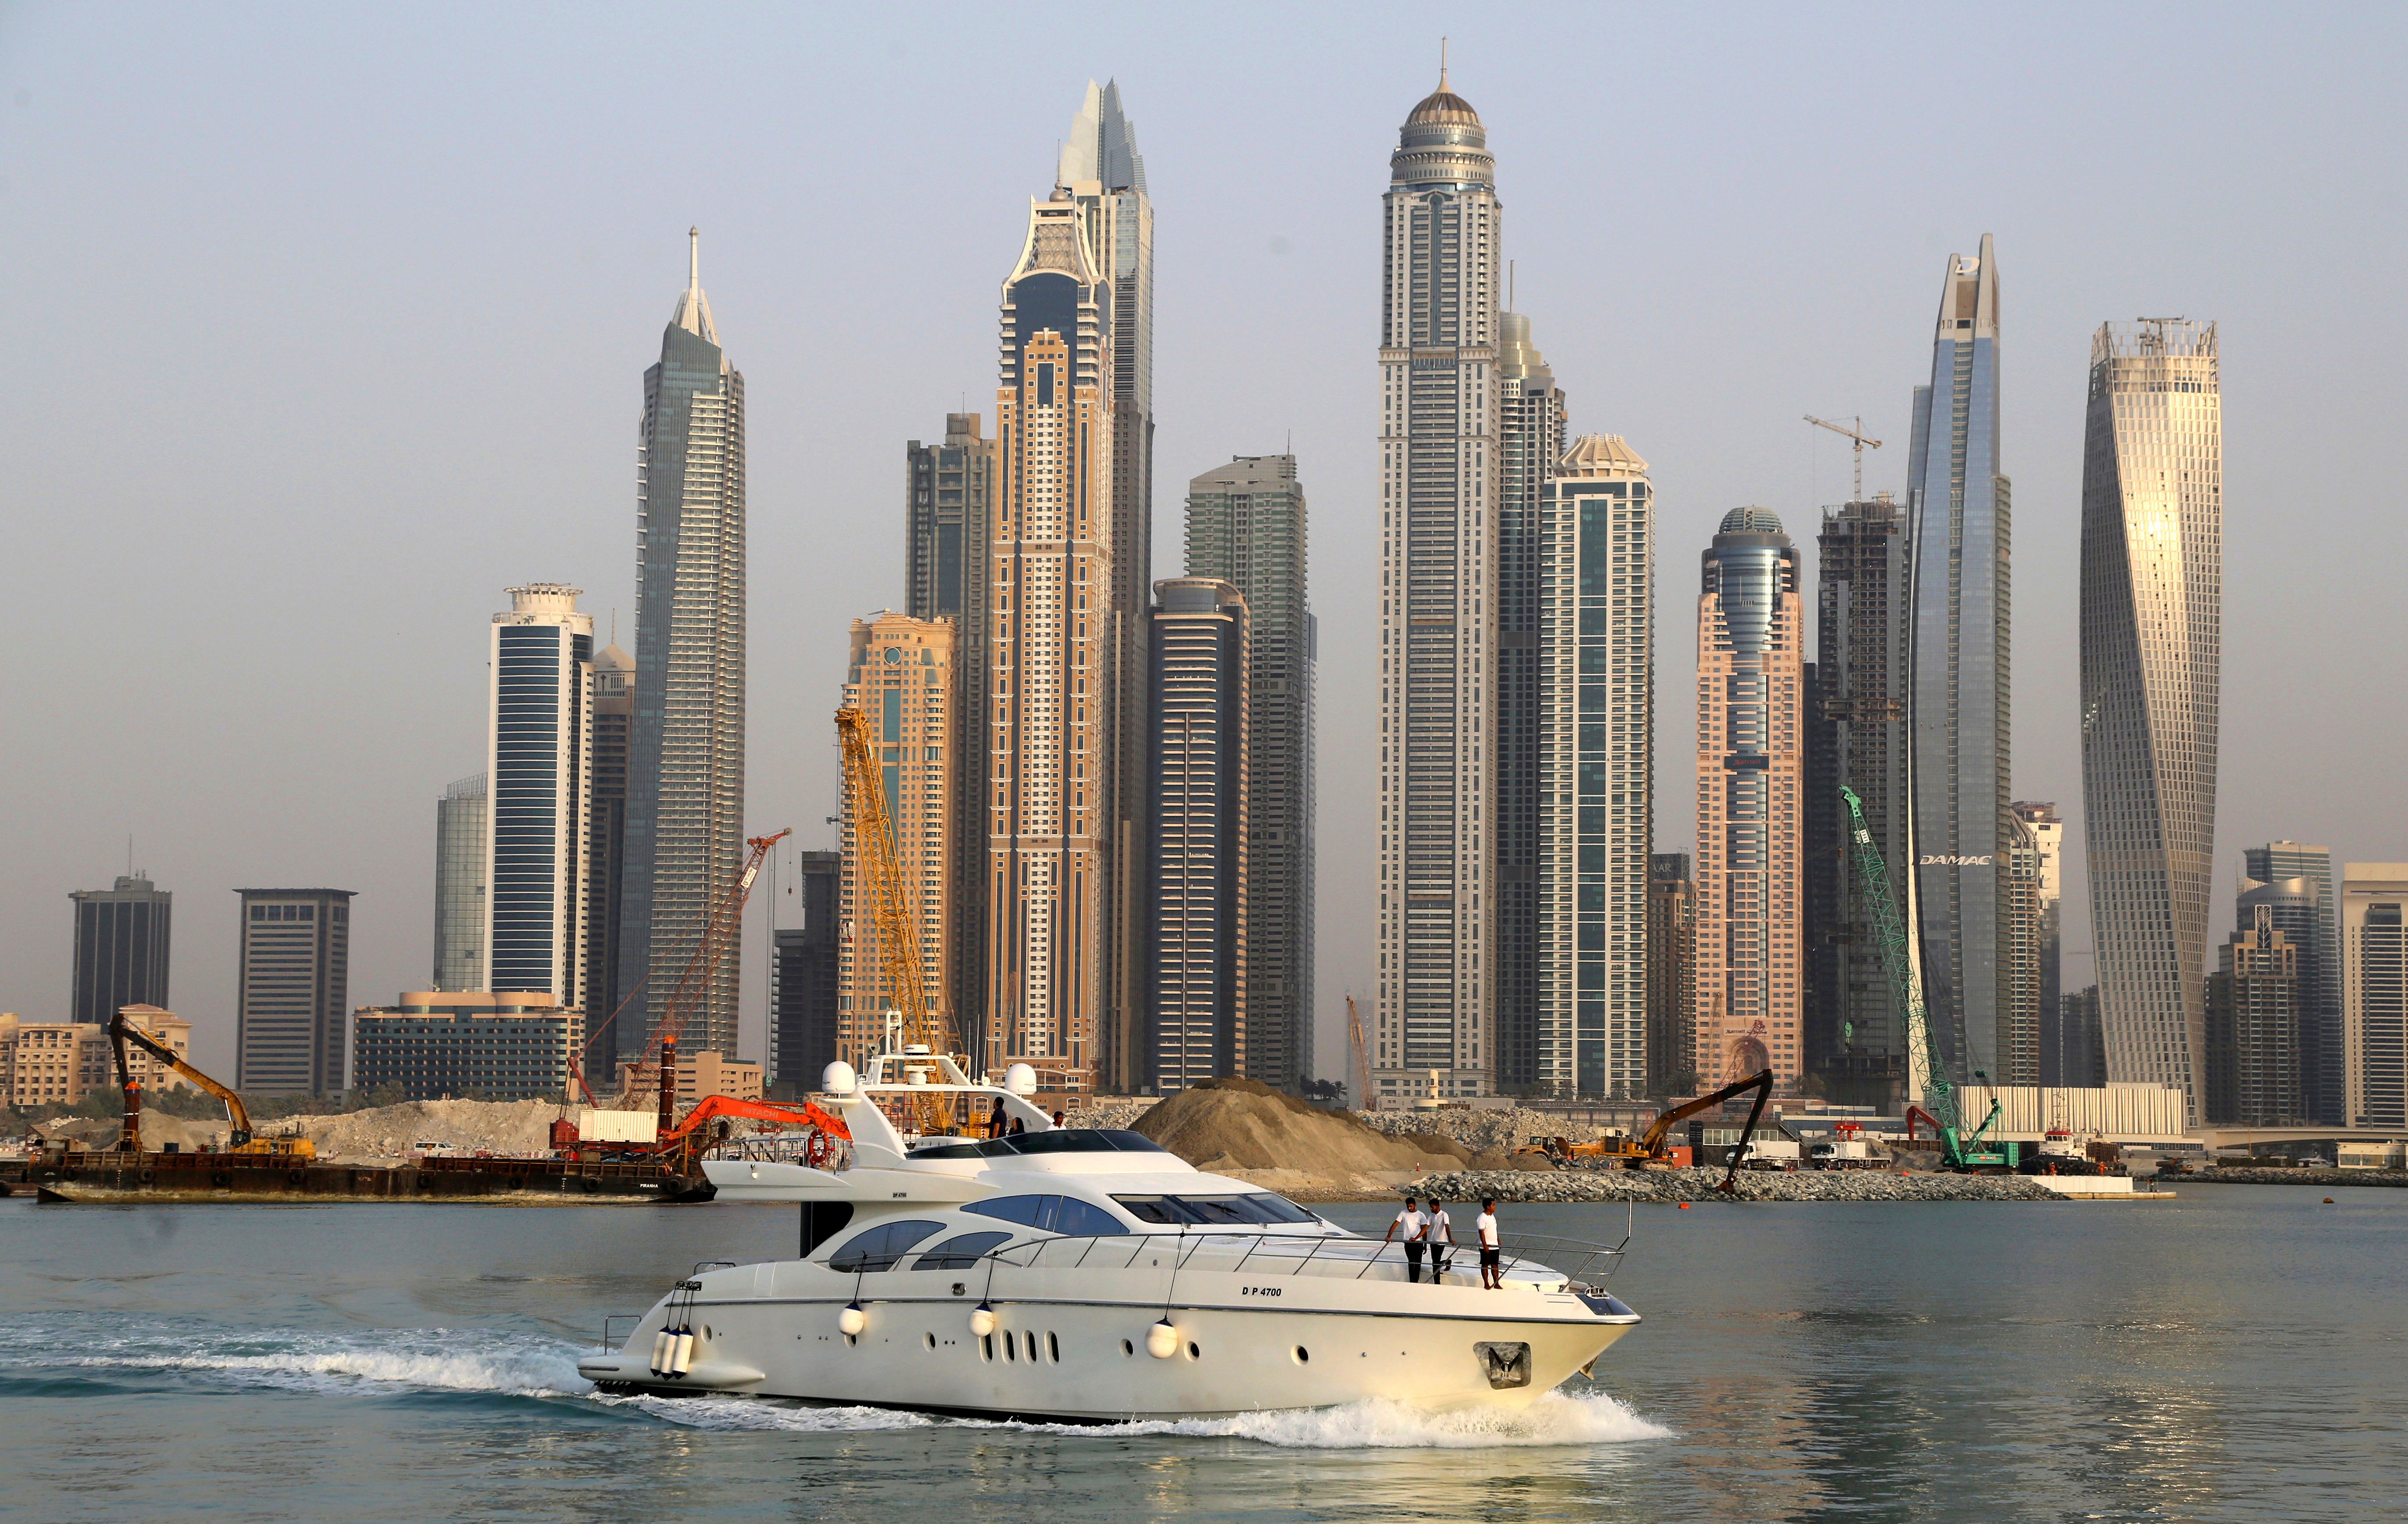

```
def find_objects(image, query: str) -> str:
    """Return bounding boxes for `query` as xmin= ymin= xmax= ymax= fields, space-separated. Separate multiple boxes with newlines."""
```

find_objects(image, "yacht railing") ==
xmin=967 ymin=1230 xmax=1626 ymax=1289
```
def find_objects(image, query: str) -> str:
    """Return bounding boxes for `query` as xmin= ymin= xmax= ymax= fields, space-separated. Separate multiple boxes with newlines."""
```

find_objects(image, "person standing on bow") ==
xmin=1383 ymin=1195 xmax=1429 ymax=1283
xmin=1426 ymin=1198 xmax=1457 ymax=1284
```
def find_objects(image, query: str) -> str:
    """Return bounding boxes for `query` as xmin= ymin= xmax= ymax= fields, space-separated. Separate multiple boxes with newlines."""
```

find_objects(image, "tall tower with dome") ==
xmin=1373 ymin=65 xmax=1504 ymax=1103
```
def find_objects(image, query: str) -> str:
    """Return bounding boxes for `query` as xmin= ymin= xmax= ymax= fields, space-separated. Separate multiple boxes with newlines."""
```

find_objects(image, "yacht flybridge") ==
xmin=577 ymin=1047 xmax=1641 ymax=1421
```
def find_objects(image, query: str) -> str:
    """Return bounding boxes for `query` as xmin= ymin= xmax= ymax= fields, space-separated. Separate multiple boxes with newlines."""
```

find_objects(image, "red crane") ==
xmin=575 ymin=829 xmax=790 ymax=1125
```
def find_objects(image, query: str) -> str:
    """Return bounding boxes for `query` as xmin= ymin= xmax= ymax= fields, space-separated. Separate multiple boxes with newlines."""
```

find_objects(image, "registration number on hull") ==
xmin=1240 ymin=1286 xmax=1283 ymax=1298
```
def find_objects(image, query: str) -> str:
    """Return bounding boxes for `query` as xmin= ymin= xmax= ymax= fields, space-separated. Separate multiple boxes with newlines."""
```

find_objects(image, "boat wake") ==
xmin=11 ymin=1314 xmax=1668 ymax=1449
xmin=0 ymin=1316 xmax=587 ymax=1401
xmin=597 ymin=1389 xmax=1670 ymax=1449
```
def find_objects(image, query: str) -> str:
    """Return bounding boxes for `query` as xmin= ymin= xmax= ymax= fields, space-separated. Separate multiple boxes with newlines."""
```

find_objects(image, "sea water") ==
xmin=4 ymin=1187 xmax=2401 ymax=1521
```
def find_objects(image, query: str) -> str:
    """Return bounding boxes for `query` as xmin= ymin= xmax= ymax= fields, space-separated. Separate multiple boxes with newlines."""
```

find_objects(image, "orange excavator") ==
xmin=1516 ymin=1070 xmax=1775 ymax=1194
xmin=593 ymin=1094 xmax=853 ymax=1173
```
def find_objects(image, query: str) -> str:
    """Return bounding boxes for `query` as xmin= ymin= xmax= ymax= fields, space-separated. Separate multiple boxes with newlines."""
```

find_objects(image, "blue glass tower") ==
xmin=1906 ymin=236 xmax=2010 ymax=1083
xmin=485 ymin=585 xmax=593 ymax=1012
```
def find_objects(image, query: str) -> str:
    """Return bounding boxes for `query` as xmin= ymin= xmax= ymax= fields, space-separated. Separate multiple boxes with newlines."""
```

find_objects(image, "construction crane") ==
xmin=1839 ymin=785 xmax=2004 ymax=1170
xmin=835 ymin=704 xmax=952 ymax=1067
xmin=106 ymin=1012 xmax=315 ymax=1159
xmin=1345 ymin=993 xmax=1373 ymax=1112
xmin=1805 ymin=414 xmax=1883 ymax=501
xmin=592 ymin=827 xmax=792 ymax=1129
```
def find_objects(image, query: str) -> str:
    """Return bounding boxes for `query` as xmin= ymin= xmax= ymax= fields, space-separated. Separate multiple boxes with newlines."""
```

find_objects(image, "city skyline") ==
xmin=5 ymin=14 xmax=2401 ymax=1087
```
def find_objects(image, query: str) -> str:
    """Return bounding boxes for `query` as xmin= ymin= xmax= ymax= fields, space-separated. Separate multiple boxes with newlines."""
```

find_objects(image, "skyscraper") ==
xmin=2014 ymin=801 xmax=2065 ymax=1084
xmin=586 ymin=640 xmax=633 ymax=1041
xmin=621 ymin=230 xmax=746 ymax=1060
xmin=2341 ymin=865 xmax=2408 ymax=1130
xmin=1694 ymin=508 xmax=1804 ymax=1088
xmin=1538 ymin=434 xmax=1653 ymax=1099
xmin=984 ymin=177 xmax=1116 ymax=1095
xmin=1147 ymin=578 xmax=1248 ymax=1093
xmin=770 ymin=851 xmax=841 ymax=1091
xmin=1496 ymin=312 xmax=1568 ymax=1093
xmin=1906 ymin=236 xmax=2012 ymax=1084
xmin=905 ymin=415 xmax=998 ymax=1050
xmin=838 ymin=614 xmax=956 ymax=1070
xmin=1184 ymin=454 xmax=1313 ymax=1093
xmin=236 ymin=888 xmax=353 ymax=1094
xmin=2205 ymin=905 xmax=2301 ymax=1125
xmin=1646 ymin=854 xmax=1698 ymax=1096
xmin=1375 ymin=67 xmax=1502 ymax=1103
xmin=1057 ymin=81 xmax=1155 ymax=1095
xmin=1997 ymin=810 xmax=2044 ymax=1085
xmin=431 ymin=775 xmax=486 ymax=991
xmin=2079 ymin=318 xmax=2221 ymax=1123
xmin=2244 ymin=842 xmax=2340 ymax=1123
xmin=1805 ymin=496 xmax=1911 ymax=1102
xmin=70 ymin=873 xmax=171 ymax=1026
xmin=485 ymin=584 xmax=594 ymax=1014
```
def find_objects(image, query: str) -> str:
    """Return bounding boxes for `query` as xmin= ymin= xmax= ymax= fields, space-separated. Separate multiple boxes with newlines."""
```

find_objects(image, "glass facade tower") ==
xmin=621 ymin=231 xmax=746 ymax=1060
xmin=70 ymin=873 xmax=172 ymax=1026
xmin=1375 ymin=68 xmax=1502 ymax=1102
xmin=1058 ymin=81 xmax=1154 ymax=1094
xmin=1538 ymin=435 xmax=1652 ymax=1099
xmin=1184 ymin=454 xmax=1312 ymax=1094
xmin=1495 ymin=313 xmax=1566 ymax=1092
xmin=2243 ymin=841 xmax=2340 ymax=1123
xmin=2079 ymin=318 xmax=2220 ymax=1123
xmin=1906 ymin=236 xmax=2011 ymax=1084
xmin=431 ymin=775 xmax=486 ymax=991
xmin=1146 ymin=578 xmax=1248 ymax=1094
xmin=485 ymin=585 xmax=593 ymax=1013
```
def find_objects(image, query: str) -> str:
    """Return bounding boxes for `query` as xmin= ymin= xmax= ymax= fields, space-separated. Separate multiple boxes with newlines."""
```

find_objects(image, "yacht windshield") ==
xmin=1111 ymin=1193 xmax=1321 ymax=1226
xmin=966 ymin=1128 xmax=1171 ymax=1157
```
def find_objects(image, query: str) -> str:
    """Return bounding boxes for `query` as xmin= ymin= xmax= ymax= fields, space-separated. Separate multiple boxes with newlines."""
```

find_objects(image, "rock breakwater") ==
xmin=2187 ymin=1168 xmax=2408 ymax=1188
xmin=1412 ymin=1167 xmax=2066 ymax=1204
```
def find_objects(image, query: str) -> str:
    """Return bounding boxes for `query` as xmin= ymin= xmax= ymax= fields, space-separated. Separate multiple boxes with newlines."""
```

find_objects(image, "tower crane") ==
xmin=835 ymin=705 xmax=950 ymax=1063
xmin=1839 ymin=786 xmax=2004 ymax=1170
xmin=585 ymin=828 xmax=791 ymax=1130
xmin=1345 ymin=993 xmax=1373 ymax=1112
xmin=1804 ymin=414 xmax=1883 ymax=502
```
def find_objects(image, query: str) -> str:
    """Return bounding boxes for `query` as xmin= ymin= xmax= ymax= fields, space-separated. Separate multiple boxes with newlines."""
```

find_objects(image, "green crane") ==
xmin=1840 ymin=785 xmax=2005 ymax=1170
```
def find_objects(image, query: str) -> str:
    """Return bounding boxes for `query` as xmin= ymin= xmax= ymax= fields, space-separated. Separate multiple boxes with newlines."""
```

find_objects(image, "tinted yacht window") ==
xmin=828 ymin=1219 xmax=947 ymax=1271
xmin=965 ymin=1195 xmax=1052 ymax=1228
xmin=912 ymin=1230 xmax=1012 ymax=1269
xmin=1049 ymin=1197 xmax=1128 ymax=1237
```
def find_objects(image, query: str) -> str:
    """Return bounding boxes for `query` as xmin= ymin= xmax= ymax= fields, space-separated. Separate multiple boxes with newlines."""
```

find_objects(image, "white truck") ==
xmin=1737 ymin=1138 xmax=1802 ymax=1170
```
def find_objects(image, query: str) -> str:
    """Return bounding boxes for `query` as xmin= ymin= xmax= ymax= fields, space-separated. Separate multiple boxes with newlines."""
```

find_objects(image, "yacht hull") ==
xmin=579 ymin=1260 xmax=1637 ymax=1420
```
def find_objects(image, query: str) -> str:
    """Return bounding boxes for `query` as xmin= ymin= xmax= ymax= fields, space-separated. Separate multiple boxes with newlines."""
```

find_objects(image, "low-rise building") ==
xmin=350 ymin=992 xmax=582 ymax=1102
xmin=1 ymin=1007 xmax=193 ymax=1108
xmin=675 ymin=1050 xmax=761 ymax=1109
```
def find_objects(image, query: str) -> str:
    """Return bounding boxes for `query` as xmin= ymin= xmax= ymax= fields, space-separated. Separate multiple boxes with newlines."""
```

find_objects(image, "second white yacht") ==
xmin=577 ymin=1050 xmax=1640 ymax=1422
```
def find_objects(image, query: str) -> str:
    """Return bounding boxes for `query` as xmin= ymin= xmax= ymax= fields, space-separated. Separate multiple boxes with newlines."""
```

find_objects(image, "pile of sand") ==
xmin=38 ymin=1110 xmax=231 ymax=1152
xmin=1129 ymin=1078 xmax=1536 ymax=1198
xmin=281 ymin=1098 xmax=564 ymax=1159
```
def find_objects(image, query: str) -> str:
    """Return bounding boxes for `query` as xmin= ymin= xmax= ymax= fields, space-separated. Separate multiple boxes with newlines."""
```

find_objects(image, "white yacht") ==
xmin=577 ymin=1051 xmax=1641 ymax=1422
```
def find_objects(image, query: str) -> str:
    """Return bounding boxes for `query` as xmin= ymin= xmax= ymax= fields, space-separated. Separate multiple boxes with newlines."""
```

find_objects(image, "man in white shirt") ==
xmin=1476 ymin=1197 xmax=1503 ymax=1289
xmin=1382 ymin=1195 xmax=1428 ymax=1282
xmin=1426 ymin=1199 xmax=1455 ymax=1283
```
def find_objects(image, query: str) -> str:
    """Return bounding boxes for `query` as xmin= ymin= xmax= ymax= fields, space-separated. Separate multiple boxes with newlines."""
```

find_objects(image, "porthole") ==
xmin=980 ymin=1334 xmax=994 ymax=1362
xmin=1187 ymin=1341 xmax=1201 ymax=1361
xmin=924 ymin=1332 xmax=936 ymax=1350
xmin=1024 ymin=1331 xmax=1038 ymax=1363
xmin=1120 ymin=1338 xmax=1134 ymax=1357
xmin=1047 ymin=1331 xmax=1060 ymax=1363
xmin=1293 ymin=1345 xmax=1310 ymax=1365
xmin=1004 ymin=1331 xmax=1017 ymax=1361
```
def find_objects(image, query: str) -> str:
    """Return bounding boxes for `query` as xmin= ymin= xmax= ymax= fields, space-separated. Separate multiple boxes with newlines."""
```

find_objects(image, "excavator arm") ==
xmin=110 ymin=1012 xmax=256 ymax=1146
xmin=656 ymin=1094 xmax=853 ymax=1146
xmin=1634 ymin=1070 xmax=1776 ymax=1159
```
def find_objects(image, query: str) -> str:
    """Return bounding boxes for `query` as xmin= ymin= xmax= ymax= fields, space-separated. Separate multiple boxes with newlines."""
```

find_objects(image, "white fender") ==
xmin=969 ymin=1304 xmax=997 ymax=1338
xmin=838 ymin=1303 xmax=868 ymax=1337
xmin=1146 ymin=1320 xmax=1179 ymax=1360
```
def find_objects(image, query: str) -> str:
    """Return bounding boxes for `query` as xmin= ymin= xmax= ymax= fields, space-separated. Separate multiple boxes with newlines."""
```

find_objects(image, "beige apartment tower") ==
xmin=983 ymin=187 xmax=1116 ymax=1093
xmin=2342 ymin=864 xmax=2408 ymax=1130
xmin=837 ymin=614 xmax=957 ymax=1070
xmin=1693 ymin=509 xmax=1804 ymax=1088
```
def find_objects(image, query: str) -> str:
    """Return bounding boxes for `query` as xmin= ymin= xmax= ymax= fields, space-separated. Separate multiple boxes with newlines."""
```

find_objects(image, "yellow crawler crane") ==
xmin=835 ymin=704 xmax=957 ymax=1133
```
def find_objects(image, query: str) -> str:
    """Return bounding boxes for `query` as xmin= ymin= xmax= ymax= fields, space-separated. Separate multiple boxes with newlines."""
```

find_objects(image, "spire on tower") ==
xmin=670 ymin=225 xmax=718 ymax=345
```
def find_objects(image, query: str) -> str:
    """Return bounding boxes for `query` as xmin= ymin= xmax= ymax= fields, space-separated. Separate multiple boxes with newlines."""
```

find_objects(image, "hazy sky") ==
xmin=4 ymin=3 xmax=2403 ymax=1080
